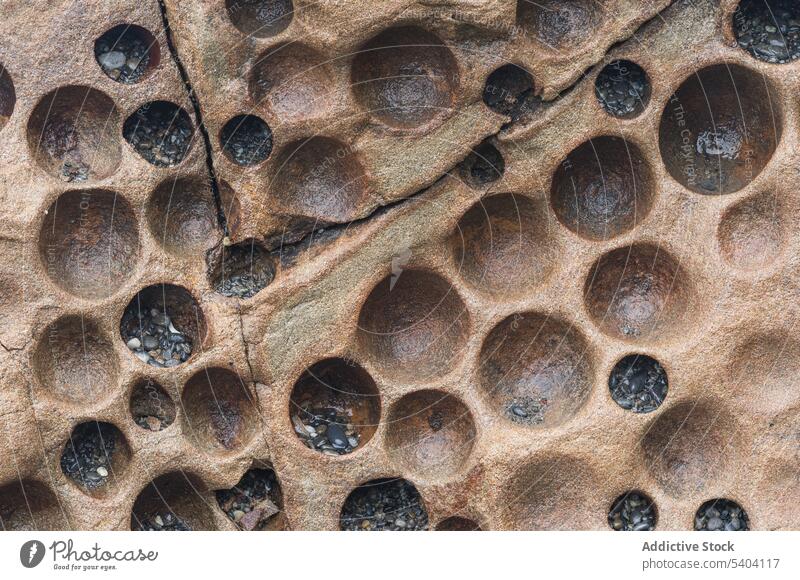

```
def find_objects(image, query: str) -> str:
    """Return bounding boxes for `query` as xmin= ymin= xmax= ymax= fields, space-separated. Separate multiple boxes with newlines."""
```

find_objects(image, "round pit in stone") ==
xmin=271 ymin=136 xmax=369 ymax=223
xmin=0 ymin=480 xmax=66 ymax=530
xmin=357 ymin=269 xmax=469 ymax=383
xmin=123 ymin=101 xmax=194 ymax=167
xmin=226 ymin=0 xmax=293 ymax=38
xmin=478 ymin=312 xmax=594 ymax=428
xmin=120 ymin=284 xmax=206 ymax=368
xmin=340 ymin=478 xmax=429 ymax=531
xmin=435 ymin=516 xmax=481 ymax=531
xmin=60 ymin=421 xmax=130 ymax=496
xmin=584 ymin=244 xmax=693 ymax=342
xmin=289 ymin=358 xmax=380 ymax=456
xmin=658 ymin=63 xmax=781 ymax=195
xmin=249 ymin=43 xmax=336 ymax=120
xmin=351 ymin=26 xmax=459 ymax=130
xmin=450 ymin=193 xmax=556 ymax=297
xmin=718 ymin=191 xmax=784 ymax=272
xmin=209 ymin=239 xmax=275 ymax=299
xmin=0 ymin=63 xmax=15 ymax=131
xmin=516 ymin=0 xmax=602 ymax=50
xmin=131 ymin=472 xmax=215 ymax=531
xmin=38 ymin=189 xmax=139 ymax=299
xmin=215 ymin=467 xmax=285 ymax=530
xmin=482 ymin=64 xmax=539 ymax=121
xmin=94 ymin=24 xmax=160 ymax=84
xmin=385 ymin=389 xmax=476 ymax=479
xmin=595 ymin=60 xmax=650 ymax=118
xmin=182 ymin=367 xmax=258 ymax=453
xmin=608 ymin=354 xmax=668 ymax=413
xmin=695 ymin=498 xmax=750 ymax=531
xmin=129 ymin=378 xmax=176 ymax=431
xmin=220 ymin=115 xmax=272 ymax=166
xmin=460 ymin=140 xmax=505 ymax=187
xmin=146 ymin=178 xmax=219 ymax=257
xmin=734 ymin=0 xmax=800 ymax=64
xmin=33 ymin=316 xmax=119 ymax=404
xmin=27 ymin=86 xmax=121 ymax=182
xmin=608 ymin=491 xmax=657 ymax=531
xmin=550 ymin=136 xmax=655 ymax=241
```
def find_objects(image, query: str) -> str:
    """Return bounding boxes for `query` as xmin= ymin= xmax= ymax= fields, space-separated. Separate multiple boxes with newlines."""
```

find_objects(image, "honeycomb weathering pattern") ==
xmin=0 ymin=0 xmax=798 ymax=531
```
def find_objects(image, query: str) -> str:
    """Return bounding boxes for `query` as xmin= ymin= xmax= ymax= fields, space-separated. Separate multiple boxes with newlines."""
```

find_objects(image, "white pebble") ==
xmin=126 ymin=337 xmax=141 ymax=350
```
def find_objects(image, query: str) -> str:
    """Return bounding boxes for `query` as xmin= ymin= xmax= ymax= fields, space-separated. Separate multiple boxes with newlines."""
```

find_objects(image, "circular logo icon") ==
xmin=20 ymin=540 xmax=45 ymax=568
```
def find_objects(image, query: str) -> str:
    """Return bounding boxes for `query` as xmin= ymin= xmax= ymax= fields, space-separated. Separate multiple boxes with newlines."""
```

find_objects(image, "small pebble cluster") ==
xmin=60 ymin=423 xmax=116 ymax=491
xmin=340 ymin=479 xmax=429 ymax=531
xmin=608 ymin=355 xmax=668 ymax=413
xmin=216 ymin=469 xmax=282 ymax=531
xmin=695 ymin=499 xmax=750 ymax=531
xmin=123 ymin=101 xmax=193 ymax=167
xmin=131 ymin=381 xmax=176 ymax=431
xmin=136 ymin=512 xmax=191 ymax=531
xmin=292 ymin=406 xmax=360 ymax=455
xmin=220 ymin=115 xmax=273 ymax=166
xmin=213 ymin=242 xmax=275 ymax=299
xmin=506 ymin=395 xmax=548 ymax=425
xmin=595 ymin=60 xmax=649 ymax=118
xmin=95 ymin=25 xmax=151 ymax=83
xmin=608 ymin=492 xmax=656 ymax=531
xmin=735 ymin=0 xmax=800 ymax=64
xmin=121 ymin=306 xmax=193 ymax=368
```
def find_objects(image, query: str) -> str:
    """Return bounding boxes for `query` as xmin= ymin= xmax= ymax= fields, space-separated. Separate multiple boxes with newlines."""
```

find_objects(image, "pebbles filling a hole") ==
xmin=94 ymin=24 xmax=159 ymax=84
xmin=595 ymin=60 xmax=651 ymax=118
xmin=60 ymin=422 xmax=129 ymax=495
xmin=609 ymin=355 xmax=668 ymax=413
xmin=209 ymin=239 xmax=275 ymax=299
xmin=215 ymin=467 xmax=285 ymax=531
xmin=340 ymin=478 xmax=429 ymax=531
xmin=608 ymin=491 xmax=657 ymax=531
xmin=220 ymin=115 xmax=273 ymax=166
xmin=225 ymin=0 xmax=294 ymax=38
xmin=734 ymin=0 xmax=800 ymax=63
xmin=695 ymin=499 xmax=750 ymax=531
xmin=123 ymin=101 xmax=194 ymax=167
xmin=289 ymin=358 xmax=380 ymax=456
xmin=129 ymin=378 xmax=176 ymax=431
xmin=483 ymin=64 xmax=539 ymax=121
xmin=120 ymin=284 xmax=206 ymax=368
xmin=461 ymin=140 xmax=504 ymax=186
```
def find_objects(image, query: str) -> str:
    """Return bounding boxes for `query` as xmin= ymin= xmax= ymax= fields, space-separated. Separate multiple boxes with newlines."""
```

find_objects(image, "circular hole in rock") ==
xmin=435 ymin=516 xmax=481 ymax=531
xmin=506 ymin=455 xmax=600 ymax=529
xmin=608 ymin=354 xmax=668 ymax=413
xmin=129 ymin=378 xmax=176 ymax=431
xmin=271 ymin=136 xmax=369 ymax=223
xmin=215 ymin=466 xmax=285 ymax=530
xmin=461 ymin=140 xmax=505 ymax=187
xmin=120 ymin=284 xmax=207 ymax=368
xmin=94 ymin=24 xmax=160 ymax=84
xmin=734 ymin=0 xmax=800 ymax=64
xmin=0 ymin=480 xmax=66 ymax=530
xmin=642 ymin=401 xmax=740 ymax=496
xmin=38 ymin=189 xmax=139 ymax=299
xmin=146 ymin=178 xmax=219 ymax=257
xmin=595 ymin=60 xmax=651 ymax=118
xmin=209 ymin=239 xmax=275 ymax=299
xmin=182 ymin=368 xmax=258 ymax=453
xmin=478 ymin=312 xmax=594 ymax=427
xmin=516 ymin=0 xmax=602 ymax=50
xmin=0 ymin=63 xmax=15 ymax=131
xmin=357 ymin=270 xmax=469 ymax=383
xmin=220 ymin=115 xmax=272 ymax=166
xmin=718 ymin=191 xmax=784 ymax=271
xmin=249 ymin=43 xmax=336 ymax=120
xmin=608 ymin=491 xmax=657 ymax=531
xmin=60 ymin=421 xmax=131 ymax=497
xmin=33 ymin=316 xmax=119 ymax=404
xmin=551 ymin=136 xmax=655 ymax=241
xmin=584 ymin=244 xmax=693 ymax=342
xmin=695 ymin=498 xmax=750 ymax=531
xmin=27 ymin=86 xmax=121 ymax=182
xmin=450 ymin=193 xmax=556 ymax=297
xmin=226 ymin=0 xmax=293 ymax=38
xmin=123 ymin=101 xmax=194 ymax=167
xmin=131 ymin=472 xmax=215 ymax=530
xmin=658 ymin=63 xmax=781 ymax=195
xmin=385 ymin=390 xmax=476 ymax=479
xmin=482 ymin=64 xmax=539 ymax=121
xmin=340 ymin=478 xmax=429 ymax=531
xmin=351 ymin=26 xmax=459 ymax=130
xmin=289 ymin=358 xmax=380 ymax=456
